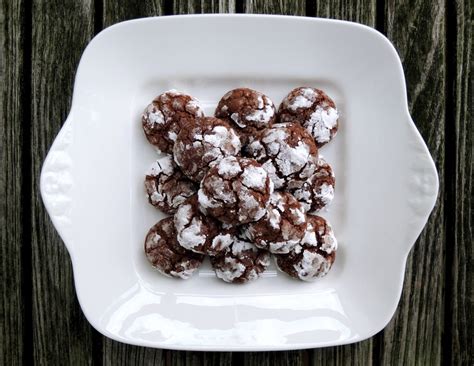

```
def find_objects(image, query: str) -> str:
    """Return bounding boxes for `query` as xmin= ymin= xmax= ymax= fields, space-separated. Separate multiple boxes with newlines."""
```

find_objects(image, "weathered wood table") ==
xmin=1 ymin=0 xmax=471 ymax=365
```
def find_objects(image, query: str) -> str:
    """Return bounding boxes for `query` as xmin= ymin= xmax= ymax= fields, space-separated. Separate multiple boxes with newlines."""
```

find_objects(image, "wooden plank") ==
xmin=306 ymin=1 xmax=377 ymax=365
xmin=31 ymin=1 xmax=96 ymax=364
xmin=166 ymin=351 xmax=232 ymax=366
xmin=173 ymin=0 xmax=235 ymax=14
xmin=313 ymin=0 xmax=376 ymax=26
xmin=379 ymin=1 xmax=446 ymax=364
xmin=0 ymin=0 xmax=25 ymax=364
xmin=103 ymin=0 xmax=163 ymax=28
xmin=244 ymin=0 xmax=305 ymax=15
xmin=240 ymin=351 xmax=306 ymax=366
xmin=448 ymin=0 xmax=472 ymax=364
xmin=102 ymin=343 xmax=165 ymax=366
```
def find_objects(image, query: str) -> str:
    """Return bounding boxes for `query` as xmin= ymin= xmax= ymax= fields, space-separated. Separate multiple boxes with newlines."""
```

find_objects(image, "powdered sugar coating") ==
xmin=215 ymin=88 xmax=276 ymax=141
xmin=290 ymin=157 xmax=335 ymax=212
xmin=144 ymin=217 xmax=204 ymax=279
xmin=242 ymin=192 xmax=307 ymax=254
xmin=275 ymin=215 xmax=337 ymax=281
xmin=173 ymin=117 xmax=241 ymax=182
xmin=245 ymin=123 xmax=319 ymax=189
xmin=142 ymin=90 xmax=204 ymax=153
xmin=198 ymin=156 xmax=273 ymax=225
xmin=278 ymin=87 xmax=339 ymax=147
xmin=174 ymin=195 xmax=231 ymax=256
xmin=144 ymin=155 xmax=197 ymax=214
xmin=210 ymin=237 xmax=270 ymax=283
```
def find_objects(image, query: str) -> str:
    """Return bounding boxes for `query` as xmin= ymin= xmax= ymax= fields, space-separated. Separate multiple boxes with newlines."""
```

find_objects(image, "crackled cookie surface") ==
xmin=242 ymin=192 xmax=307 ymax=254
xmin=174 ymin=195 xmax=234 ymax=256
xmin=144 ymin=217 xmax=204 ymax=279
xmin=144 ymin=155 xmax=197 ymax=214
xmin=215 ymin=88 xmax=276 ymax=141
xmin=290 ymin=157 xmax=335 ymax=212
xmin=275 ymin=214 xmax=337 ymax=281
xmin=245 ymin=122 xmax=318 ymax=189
xmin=142 ymin=90 xmax=204 ymax=153
xmin=173 ymin=117 xmax=241 ymax=182
xmin=278 ymin=87 xmax=339 ymax=147
xmin=198 ymin=156 xmax=273 ymax=225
xmin=210 ymin=237 xmax=270 ymax=283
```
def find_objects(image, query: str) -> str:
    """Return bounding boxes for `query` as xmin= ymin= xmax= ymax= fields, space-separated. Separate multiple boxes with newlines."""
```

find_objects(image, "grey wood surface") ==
xmin=30 ymin=1 xmax=96 ymax=365
xmin=0 ymin=1 xmax=24 ymax=365
xmin=379 ymin=1 xmax=447 ymax=365
xmin=449 ymin=0 xmax=473 ymax=364
xmin=0 ymin=0 xmax=471 ymax=365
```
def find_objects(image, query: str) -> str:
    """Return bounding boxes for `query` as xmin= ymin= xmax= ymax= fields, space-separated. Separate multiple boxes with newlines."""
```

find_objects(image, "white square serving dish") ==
xmin=40 ymin=15 xmax=438 ymax=351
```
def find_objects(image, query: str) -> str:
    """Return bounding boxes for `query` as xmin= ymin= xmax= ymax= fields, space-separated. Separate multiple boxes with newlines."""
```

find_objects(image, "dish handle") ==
xmin=40 ymin=113 xmax=75 ymax=254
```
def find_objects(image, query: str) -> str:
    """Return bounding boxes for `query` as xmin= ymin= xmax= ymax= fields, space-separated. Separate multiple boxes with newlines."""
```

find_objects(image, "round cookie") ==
xmin=210 ymin=238 xmax=270 ymax=284
xmin=145 ymin=155 xmax=197 ymax=214
xmin=174 ymin=195 xmax=234 ymax=256
xmin=144 ymin=217 xmax=204 ymax=279
xmin=290 ymin=157 xmax=335 ymax=212
xmin=275 ymin=215 xmax=337 ymax=281
xmin=215 ymin=88 xmax=276 ymax=141
xmin=242 ymin=192 xmax=307 ymax=254
xmin=173 ymin=117 xmax=241 ymax=182
xmin=278 ymin=87 xmax=339 ymax=147
xmin=142 ymin=90 xmax=204 ymax=153
xmin=198 ymin=156 xmax=273 ymax=225
xmin=245 ymin=122 xmax=318 ymax=189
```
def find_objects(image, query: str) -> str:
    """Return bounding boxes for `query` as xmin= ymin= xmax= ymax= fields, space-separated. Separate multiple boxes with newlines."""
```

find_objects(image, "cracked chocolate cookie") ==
xmin=275 ymin=214 xmax=337 ymax=281
xmin=174 ymin=195 xmax=234 ymax=256
xmin=290 ymin=157 xmax=335 ymax=212
xmin=145 ymin=155 xmax=197 ymax=214
xmin=142 ymin=90 xmax=204 ymax=153
xmin=278 ymin=87 xmax=339 ymax=147
xmin=242 ymin=192 xmax=307 ymax=254
xmin=198 ymin=156 xmax=273 ymax=225
xmin=144 ymin=217 xmax=204 ymax=279
xmin=173 ymin=117 xmax=241 ymax=182
xmin=245 ymin=122 xmax=318 ymax=189
xmin=210 ymin=237 xmax=270 ymax=283
xmin=215 ymin=88 xmax=276 ymax=142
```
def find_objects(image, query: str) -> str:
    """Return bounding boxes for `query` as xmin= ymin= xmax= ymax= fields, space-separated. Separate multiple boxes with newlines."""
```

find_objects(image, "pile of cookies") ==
xmin=142 ymin=87 xmax=338 ymax=283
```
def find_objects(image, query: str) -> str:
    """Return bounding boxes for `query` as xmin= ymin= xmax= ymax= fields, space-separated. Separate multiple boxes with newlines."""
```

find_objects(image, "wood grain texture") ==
xmin=380 ymin=1 xmax=446 ymax=364
xmin=31 ymin=1 xmax=95 ymax=364
xmin=449 ymin=0 xmax=472 ymax=364
xmin=244 ymin=0 xmax=305 ymax=15
xmin=309 ymin=2 xmax=376 ymax=364
xmin=241 ymin=351 xmax=306 ymax=366
xmin=0 ymin=0 xmax=24 ymax=364
xmin=103 ymin=0 xmax=163 ymax=28
xmin=174 ymin=0 xmax=235 ymax=13
xmin=312 ymin=0 xmax=376 ymax=26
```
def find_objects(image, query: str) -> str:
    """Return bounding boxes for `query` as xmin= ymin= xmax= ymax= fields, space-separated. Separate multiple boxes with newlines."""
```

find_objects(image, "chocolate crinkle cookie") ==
xmin=278 ymin=87 xmax=339 ymax=147
xmin=198 ymin=156 xmax=273 ymax=225
xmin=144 ymin=217 xmax=204 ymax=279
xmin=290 ymin=157 xmax=335 ymax=212
xmin=215 ymin=88 xmax=276 ymax=142
xmin=245 ymin=122 xmax=318 ymax=189
xmin=174 ymin=195 xmax=234 ymax=256
xmin=242 ymin=192 xmax=307 ymax=254
xmin=210 ymin=237 xmax=270 ymax=284
xmin=275 ymin=215 xmax=337 ymax=281
xmin=144 ymin=155 xmax=197 ymax=214
xmin=142 ymin=90 xmax=204 ymax=154
xmin=173 ymin=117 xmax=241 ymax=182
